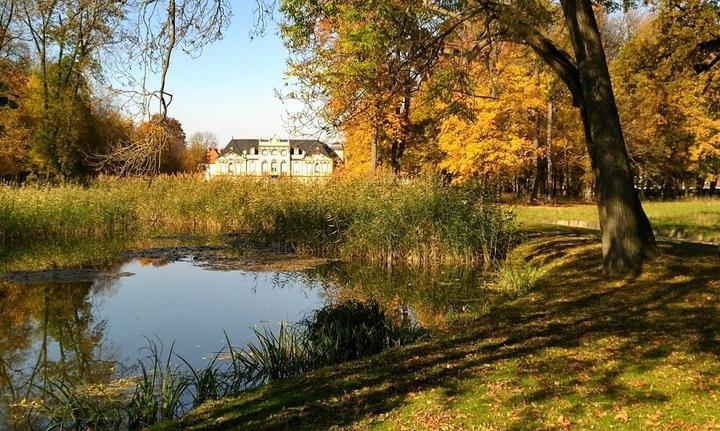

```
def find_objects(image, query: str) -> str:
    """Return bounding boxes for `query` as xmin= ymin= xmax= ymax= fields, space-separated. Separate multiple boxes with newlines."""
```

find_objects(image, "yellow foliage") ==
xmin=437 ymin=48 xmax=549 ymax=182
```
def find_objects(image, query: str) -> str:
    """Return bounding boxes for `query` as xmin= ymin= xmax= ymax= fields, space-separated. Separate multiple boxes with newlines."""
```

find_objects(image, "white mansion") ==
xmin=206 ymin=136 xmax=343 ymax=179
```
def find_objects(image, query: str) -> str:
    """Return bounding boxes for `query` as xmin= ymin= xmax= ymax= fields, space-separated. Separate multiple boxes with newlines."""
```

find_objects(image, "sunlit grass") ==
xmin=513 ymin=199 xmax=720 ymax=242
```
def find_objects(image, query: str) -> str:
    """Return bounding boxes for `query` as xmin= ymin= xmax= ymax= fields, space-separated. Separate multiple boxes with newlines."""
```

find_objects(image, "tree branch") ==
xmin=426 ymin=0 xmax=583 ymax=106
xmin=694 ymin=37 xmax=720 ymax=73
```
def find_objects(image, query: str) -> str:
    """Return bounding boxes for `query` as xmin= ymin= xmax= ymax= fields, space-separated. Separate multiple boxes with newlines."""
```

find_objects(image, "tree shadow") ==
xmin=166 ymin=232 xmax=720 ymax=430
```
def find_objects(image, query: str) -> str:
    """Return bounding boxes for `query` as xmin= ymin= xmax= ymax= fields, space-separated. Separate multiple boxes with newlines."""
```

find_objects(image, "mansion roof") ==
xmin=222 ymin=138 xmax=340 ymax=160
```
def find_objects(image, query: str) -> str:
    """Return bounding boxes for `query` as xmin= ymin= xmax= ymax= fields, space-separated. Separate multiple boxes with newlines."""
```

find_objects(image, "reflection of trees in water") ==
xmin=268 ymin=271 xmax=330 ymax=301
xmin=0 ymin=238 xmax=132 ymax=273
xmin=0 ymin=281 xmax=119 ymax=430
xmin=301 ymin=263 xmax=491 ymax=328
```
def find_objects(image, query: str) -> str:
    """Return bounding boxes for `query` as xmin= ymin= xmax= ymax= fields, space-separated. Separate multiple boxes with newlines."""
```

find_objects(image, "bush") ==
xmin=494 ymin=257 xmax=542 ymax=297
xmin=300 ymin=300 xmax=423 ymax=366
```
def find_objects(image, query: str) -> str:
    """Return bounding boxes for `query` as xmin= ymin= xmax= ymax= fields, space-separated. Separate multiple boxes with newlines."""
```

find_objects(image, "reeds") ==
xmin=493 ymin=257 xmax=543 ymax=297
xmin=0 ymin=174 xmax=516 ymax=266
xmin=301 ymin=300 xmax=423 ymax=366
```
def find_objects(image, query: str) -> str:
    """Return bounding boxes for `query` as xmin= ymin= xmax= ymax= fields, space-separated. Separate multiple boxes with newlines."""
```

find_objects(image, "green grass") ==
xmin=514 ymin=199 xmax=720 ymax=242
xmin=0 ymin=175 xmax=514 ymax=266
xmin=154 ymin=229 xmax=720 ymax=430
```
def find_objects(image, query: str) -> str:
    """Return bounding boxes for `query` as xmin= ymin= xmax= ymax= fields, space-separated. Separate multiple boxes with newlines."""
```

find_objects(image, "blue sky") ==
xmin=164 ymin=5 xmax=292 ymax=147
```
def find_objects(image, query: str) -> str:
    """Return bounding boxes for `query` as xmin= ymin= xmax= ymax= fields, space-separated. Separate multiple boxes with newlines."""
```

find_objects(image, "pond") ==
xmin=0 ymin=239 xmax=490 ymax=430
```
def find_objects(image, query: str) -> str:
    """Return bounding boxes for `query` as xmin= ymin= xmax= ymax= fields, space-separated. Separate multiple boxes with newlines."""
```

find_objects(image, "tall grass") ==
xmin=301 ymin=300 xmax=423 ymax=366
xmin=0 ymin=175 xmax=516 ymax=266
xmin=239 ymin=323 xmax=310 ymax=385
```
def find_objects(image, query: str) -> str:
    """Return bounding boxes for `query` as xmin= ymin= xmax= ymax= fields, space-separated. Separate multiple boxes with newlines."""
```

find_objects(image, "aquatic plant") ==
xmin=38 ymin=379 xmax=126 ymax=431
xmin=126 ymin=341 xmax=189 ymax=429
xmin=0 ymin=174 xmax=516 ymax=266
xmin=237 ymin=323 xmax=310 ymax=386
xmin=175 ymin=352 xmax=223 ymax=409
xmin=301 ymin=300 xmax=423 ymax=366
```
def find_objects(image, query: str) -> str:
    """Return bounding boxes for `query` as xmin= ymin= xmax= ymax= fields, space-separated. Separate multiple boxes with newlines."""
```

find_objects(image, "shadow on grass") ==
xmin=159 ymin=230 xmax=720 ymax=430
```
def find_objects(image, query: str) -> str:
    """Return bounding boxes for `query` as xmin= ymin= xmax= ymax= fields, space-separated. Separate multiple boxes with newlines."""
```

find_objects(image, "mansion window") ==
xmin=271 ymin=161 xmax=278 ymax=173
xmin=262 ymin=161 xmax=268 ymax=172
xmin=249 ymin=161 xmax=256 ymax=173
xmin=262 ymin=149 xmax=268 ymax=155
xmin=314 ymin=163 xmax=320 ymax=174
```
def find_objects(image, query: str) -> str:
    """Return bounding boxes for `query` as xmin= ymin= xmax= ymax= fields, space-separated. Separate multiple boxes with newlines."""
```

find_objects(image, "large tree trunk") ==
xmin=561 ymin=0 xmax=657 ymax=274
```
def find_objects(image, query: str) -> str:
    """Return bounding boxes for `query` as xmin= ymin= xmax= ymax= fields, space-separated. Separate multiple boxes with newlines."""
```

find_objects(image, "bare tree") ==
xmin=0 ymin=0 xmax=15 ymax=57
xmin=93 ymin=0 xmax=231 ymax=177
xmin=189 ymin=131 xmax=218 ymax=149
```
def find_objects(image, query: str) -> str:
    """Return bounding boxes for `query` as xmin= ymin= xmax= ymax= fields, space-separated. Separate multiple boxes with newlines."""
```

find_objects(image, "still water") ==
xmin=0 ymin=240 xmax=485 ymax=430
xmin=93 ymin=259 xmax=326 ymax=367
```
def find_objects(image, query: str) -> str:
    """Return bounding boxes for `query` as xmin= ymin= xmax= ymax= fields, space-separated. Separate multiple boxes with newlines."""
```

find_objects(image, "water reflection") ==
xmin=305 ymin=263 xmax=494 ymax=328
xmin=0 ymin=242 xmax=489 ymax=430
xmin=0 ymin=281 xmax=118 ymax=430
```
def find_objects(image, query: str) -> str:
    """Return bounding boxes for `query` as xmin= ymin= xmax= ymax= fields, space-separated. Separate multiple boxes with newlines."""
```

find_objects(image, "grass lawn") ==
xmin=514 ymin=199 xmax=720 ymax=242
xmin=155 ymin=228 xmax=720 ymax=430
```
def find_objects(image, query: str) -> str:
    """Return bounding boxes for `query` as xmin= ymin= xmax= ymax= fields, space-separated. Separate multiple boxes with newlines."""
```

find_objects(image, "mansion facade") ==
xmin=206 ymin=136 xmax=343 ymax=179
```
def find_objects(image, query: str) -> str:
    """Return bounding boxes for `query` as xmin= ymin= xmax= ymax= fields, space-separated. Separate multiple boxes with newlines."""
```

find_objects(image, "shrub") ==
xmin=300 ymin=300 xmax=423 ymax=366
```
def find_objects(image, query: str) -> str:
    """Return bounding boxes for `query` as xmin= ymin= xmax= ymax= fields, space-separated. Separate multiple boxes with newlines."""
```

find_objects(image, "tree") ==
xmin=436 ymin=46 xmax=545 ymax=184
xmin=613 ymin=4 xmax=720 ymax=196
xmin=279 ymin=0 xmax=659 ymax=274
xmin=95 ymin=115 xmax=187 ymax=176
xmin=94 ymin=0 xmax=230 ymax=178
xmin=0 ymin=1 xmax=233 ymax=180
xmin=280 ymin=0 xmax=436 ymax=174
xmin=0 ymin=61 xmax=31 ymax=177
xmin=184 ymin=131 xmax=217 ymax=172
xmin=8 ymin=0 xmax=126 ymax=179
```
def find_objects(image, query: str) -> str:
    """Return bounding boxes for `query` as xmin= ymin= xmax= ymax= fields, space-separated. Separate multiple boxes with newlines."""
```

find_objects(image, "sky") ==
xmin=163 ymin=4 xmax=294 ymax=148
